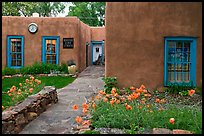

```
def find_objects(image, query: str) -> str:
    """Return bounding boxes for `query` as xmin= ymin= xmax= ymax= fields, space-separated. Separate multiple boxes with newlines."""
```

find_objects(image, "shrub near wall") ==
xmin=2 ymin=62 xmax=69 ymax=76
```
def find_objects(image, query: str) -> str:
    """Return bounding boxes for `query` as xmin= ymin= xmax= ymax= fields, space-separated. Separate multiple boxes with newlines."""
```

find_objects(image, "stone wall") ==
xmin=2 ymin=86 xmax=58 ymax=134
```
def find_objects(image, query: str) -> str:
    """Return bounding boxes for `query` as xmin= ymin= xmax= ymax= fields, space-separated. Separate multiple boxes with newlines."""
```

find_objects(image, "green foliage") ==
xmin=2 ymin=2 xmax=66 ymax=17
xmin=90 ymin=100 xmax=202 ymax=134
xmin=102 ymin=77 xmax=119 ymax=94
xmin=2 ymin=67 xmax=18 ymax=76
xmin=83 ymin=130 xmax=100 ymax=134
xmin=59 ymin=63 xmax=68 ymax=74
xmin=165 ymin=82 xmax=195 ymax=96
xmin=68 ymin=2 xmax=105 ymax=26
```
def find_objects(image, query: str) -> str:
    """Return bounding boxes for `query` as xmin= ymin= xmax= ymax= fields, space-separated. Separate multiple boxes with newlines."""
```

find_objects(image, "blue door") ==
xmin=42 ymin=36 xmax=60 ymax=64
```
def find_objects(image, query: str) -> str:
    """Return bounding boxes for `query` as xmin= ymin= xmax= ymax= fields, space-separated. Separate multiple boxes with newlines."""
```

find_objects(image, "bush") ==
xmin=2 ymin=67 xmax=19 ymax=76
xmin=59 ymin=63 xmax=68 ymax=74
xmin=102 ymin=77 xmax=119 ymax=94
xmin=165 ymin=82 xmax=195 ymax=96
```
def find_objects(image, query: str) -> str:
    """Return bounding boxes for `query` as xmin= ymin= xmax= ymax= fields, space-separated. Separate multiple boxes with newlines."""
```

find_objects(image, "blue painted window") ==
xmin=7 ymin=36 xmax=24 ymax=68
xmin=42 ymin=36 xmax=59 ymax=64
xmin=164 ymin=37 xmax=196 ymax=86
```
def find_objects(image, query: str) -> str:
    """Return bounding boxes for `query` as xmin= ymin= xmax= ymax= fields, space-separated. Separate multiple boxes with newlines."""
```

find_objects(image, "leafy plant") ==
xmin=2 ymin=67 xmax=19 ymax=76
xmin=59 ymin=62 xmax=68 ymax=74
xmin=165 ymin=82 xmax=195 ymax=95
xmin=83 ymin=130 xmax=100 ymax=134
xmin=102 ymin=77 xmax=119 ymax=94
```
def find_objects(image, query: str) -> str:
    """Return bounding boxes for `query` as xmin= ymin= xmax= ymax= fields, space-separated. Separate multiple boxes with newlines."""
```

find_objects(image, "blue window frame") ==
xmin=7 ymin=36 xmax=24 ymax=68
xmin=42 ymin=36 xmax=60 ymax=64
xmin=164 ymin=37 xmax=196 ymax=86
xmin=91 ymin=41 xmax=104 ymax=65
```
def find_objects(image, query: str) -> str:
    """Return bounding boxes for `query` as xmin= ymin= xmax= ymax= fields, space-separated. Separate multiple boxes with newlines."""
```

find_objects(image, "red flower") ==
xmin=130 ymin=86 xmax=135 ymax=91
xmin=82 ymin=103 xmax=89 ymax=109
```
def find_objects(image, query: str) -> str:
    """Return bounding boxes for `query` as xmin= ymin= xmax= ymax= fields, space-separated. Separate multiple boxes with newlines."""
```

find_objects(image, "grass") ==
xmin=2 ymin=76 xmax=76 ymax=110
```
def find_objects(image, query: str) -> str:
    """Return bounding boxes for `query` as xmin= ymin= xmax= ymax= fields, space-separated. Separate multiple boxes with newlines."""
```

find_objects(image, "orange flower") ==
xmin=37 ymin=80 xmax=41 ymax=84
xmin=106 ymin=94 xmax=110 ymax=98
xmin=82 ymin=120 xmax=90 ymax=126
xmin=30 ymin=76 xmax=34 ymax=80
xmin=149 ymin=110 xmax=153 ymax=113
xmin=130 ymin=86 xmax=135 ymax=91
xmin=188 ymin=89 xmax=195 ymax=96
xmin=139 ymin=106 xmax=143 ymax=109
xmin=156 ymin=98 xmax=161 ymax=103
xmin=158 ymin=108 xmax=164 ymax=111
xmin=136 ymin=88 xmax=143 ymax=93
xmin=82 ymin=108 xmax=88 ymax=114
xmin=169 ymin=118 xmax=175 ymax=124
xmin=103 ymin=97 xmax=108 ymax=102
xmin=131 ymin=92 xmax=139 ymax=99
xmin=8 ymin=93 xmax=12 ymax=97
xmin=95 ymin=95 xmax=102 ymax=99
xmin=125 ymin=104 xmax=132 ymax=110
xmin=99 ymin=90 xmax=106 ymax=95
xmin=146 ymin=104 xmax=151 ymax=108
xmin=75 ymin=116 xmax=82 ymax=124
xmin=143 ymin=89 xmax=148 ymax=93
xmin=113 ymin=93 xmax=119 ymax=97
xmin=9 ymin=88 xmax=14 ymax=93
xmin=116 ymin=99 xmax=120 ymax=104
xmin=160 ymin=99 xmax=166 ymax=103
xmin=72 ymin=104 xmax=79 ymax=110
xmin=82 ymin=103 xmax=89 ymax=109
xmin=110 ymin=99 xmax=115 ymax=106
xmin=141 ymin=100 xmax=145 ymax=104
xmin=19 ymin=83 xmax=22 ymax=87
xmin=92 ymin=103 xmax=96 ymax=109
xmin=140 ymin=84 xmax=145 ymax=90
xmin=127 ymin=95 xmax=132 ymax=101
xmin=17 ymin=89 xmax=21 ymax=95
xmin=25 ymin=79 xmax=29 ymax=83
xmin=2 ymin=106 xmax=5 ymax=111
xmin=111 ymin=88 xmax=117 ymax=95
xmin=29 ymin=88 xmax=33 ymax=93
xmin=144 ymin=93 xmax=151 ymax=97
xmin=120 ymin=97 xmax=126 ymax=101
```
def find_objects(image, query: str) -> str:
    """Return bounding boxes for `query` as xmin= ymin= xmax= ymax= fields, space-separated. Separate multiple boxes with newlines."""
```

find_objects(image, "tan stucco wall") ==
xmin=2 ymin=16 xmax=106 ymax=72
xmin=105 ymin=2 xmax=202 ymax=89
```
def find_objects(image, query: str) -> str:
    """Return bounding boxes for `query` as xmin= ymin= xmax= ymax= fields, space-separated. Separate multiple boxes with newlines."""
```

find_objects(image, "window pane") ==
xmin=168 ymin=41 xmax=176 ymax=62
xmin=17 ymin=60 xmax=21 ymax=66
xmin=183 ymin=72 xmax=190 ymax=82
xmin=167 ymin=64 xmax=174 ymax=82
xmin=11 ymin=60 xmax=16 ymax=66
xmin=17 ymin=54 xmax=21 ymax=59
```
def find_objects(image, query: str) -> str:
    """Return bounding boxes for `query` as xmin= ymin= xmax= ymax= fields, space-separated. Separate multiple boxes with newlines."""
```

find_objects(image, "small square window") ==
xmin=96 ymin=48 xmax=99 ymax=52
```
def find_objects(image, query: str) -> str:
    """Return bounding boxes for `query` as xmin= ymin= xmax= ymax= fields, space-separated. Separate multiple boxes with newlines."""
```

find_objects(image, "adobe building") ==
xmin=2 ymin=16 xmax=105 ymax=72
xmin=105 ymin=2 xmax=202 ymax=89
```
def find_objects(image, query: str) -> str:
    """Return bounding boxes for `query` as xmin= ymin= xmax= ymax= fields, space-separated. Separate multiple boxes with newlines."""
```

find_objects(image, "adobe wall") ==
xmin=105 ymin=2 xmax=202 ymax=89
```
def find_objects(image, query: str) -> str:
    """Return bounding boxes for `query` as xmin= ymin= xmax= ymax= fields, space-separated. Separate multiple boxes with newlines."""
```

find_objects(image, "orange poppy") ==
xmin=144 ymin=93 xmax=151 ymax=97
xmin=82 ymin=108 xmax=88 ymax=114
xmin=114 ymin=93 xmax=119 ymax=97
xmin=136 ymin=88 xmax=143 ymax=93
xmin=75 ymin=116 xmax=82 ymax=124
xmin=130 ymin=86 xmax=135 ymax=91
xmin=149 ymin=110 xmax=153 ymax=113
xmin=72 ymin=104 xmax=79 ymax=110
xmin=29 ymin=88 xmax=33 ymax=93
xmin=99 ymin=90 xmax=106 ymax=95
xmin=9 ymin=88 xmax=14 ymax=93
xmin=125 ymin=104 xmax=132 ymax=110
xmin=188 ymin=89 xmax=195 ymax=96
xmin=8 ymin=93 xmax=12 ymax=97
xmin=110 ymin=99 xmax=115 ymax=106
xmin=140 ymin=84 xmax=145 ymax=90
xmin=141 ymin=100 xmax=145 ymax=104
xmin=106 ymin=94 xmax=110 ymax=98
xmin=37 ymin=80 xmax=41 ymax=84
xmin=82 ymin=103 xmax=89 ymax=109
xmin=30 ymin=76 xmax=35 ymax=80
xmin=111 ymin=88 xmax=117 ymax=95
xmin=19 ymin=83 xmax=22 ymax=87
xmin=156 ymin=98 xmax=160 ymax=103
xmin=25 ymin=79 xmax=29 ymax=83
xmin=17 ymin=89 xmax=21 ymax=95
xmin=120 ymin=97 xmax=126 ymax=101
xmin=143 ymin=89 xmax=148 ymax=93
xmin=82 ymin=120 xmax=90 ymax=126
xmin=169 ymin=118 xmax=175 ymax=124
xmin=116 ymin=100 xmax=120 ymax=104
xmin=139 ymin=106 xmax=143 ymax=109
xmin=127 ymin=95 xmax=132 ymax=101
xmin=92 ymin=103 xmax=96 ymax=109
xmin=103 ymin=97 xmax=108 ymax=102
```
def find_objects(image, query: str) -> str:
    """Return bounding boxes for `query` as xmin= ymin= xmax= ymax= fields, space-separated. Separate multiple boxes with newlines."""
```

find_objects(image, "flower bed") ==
xmin=71 ymin=84 xmax=202 ymax=134
xmin=2 ymin=86 xmax=58 ymax=134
